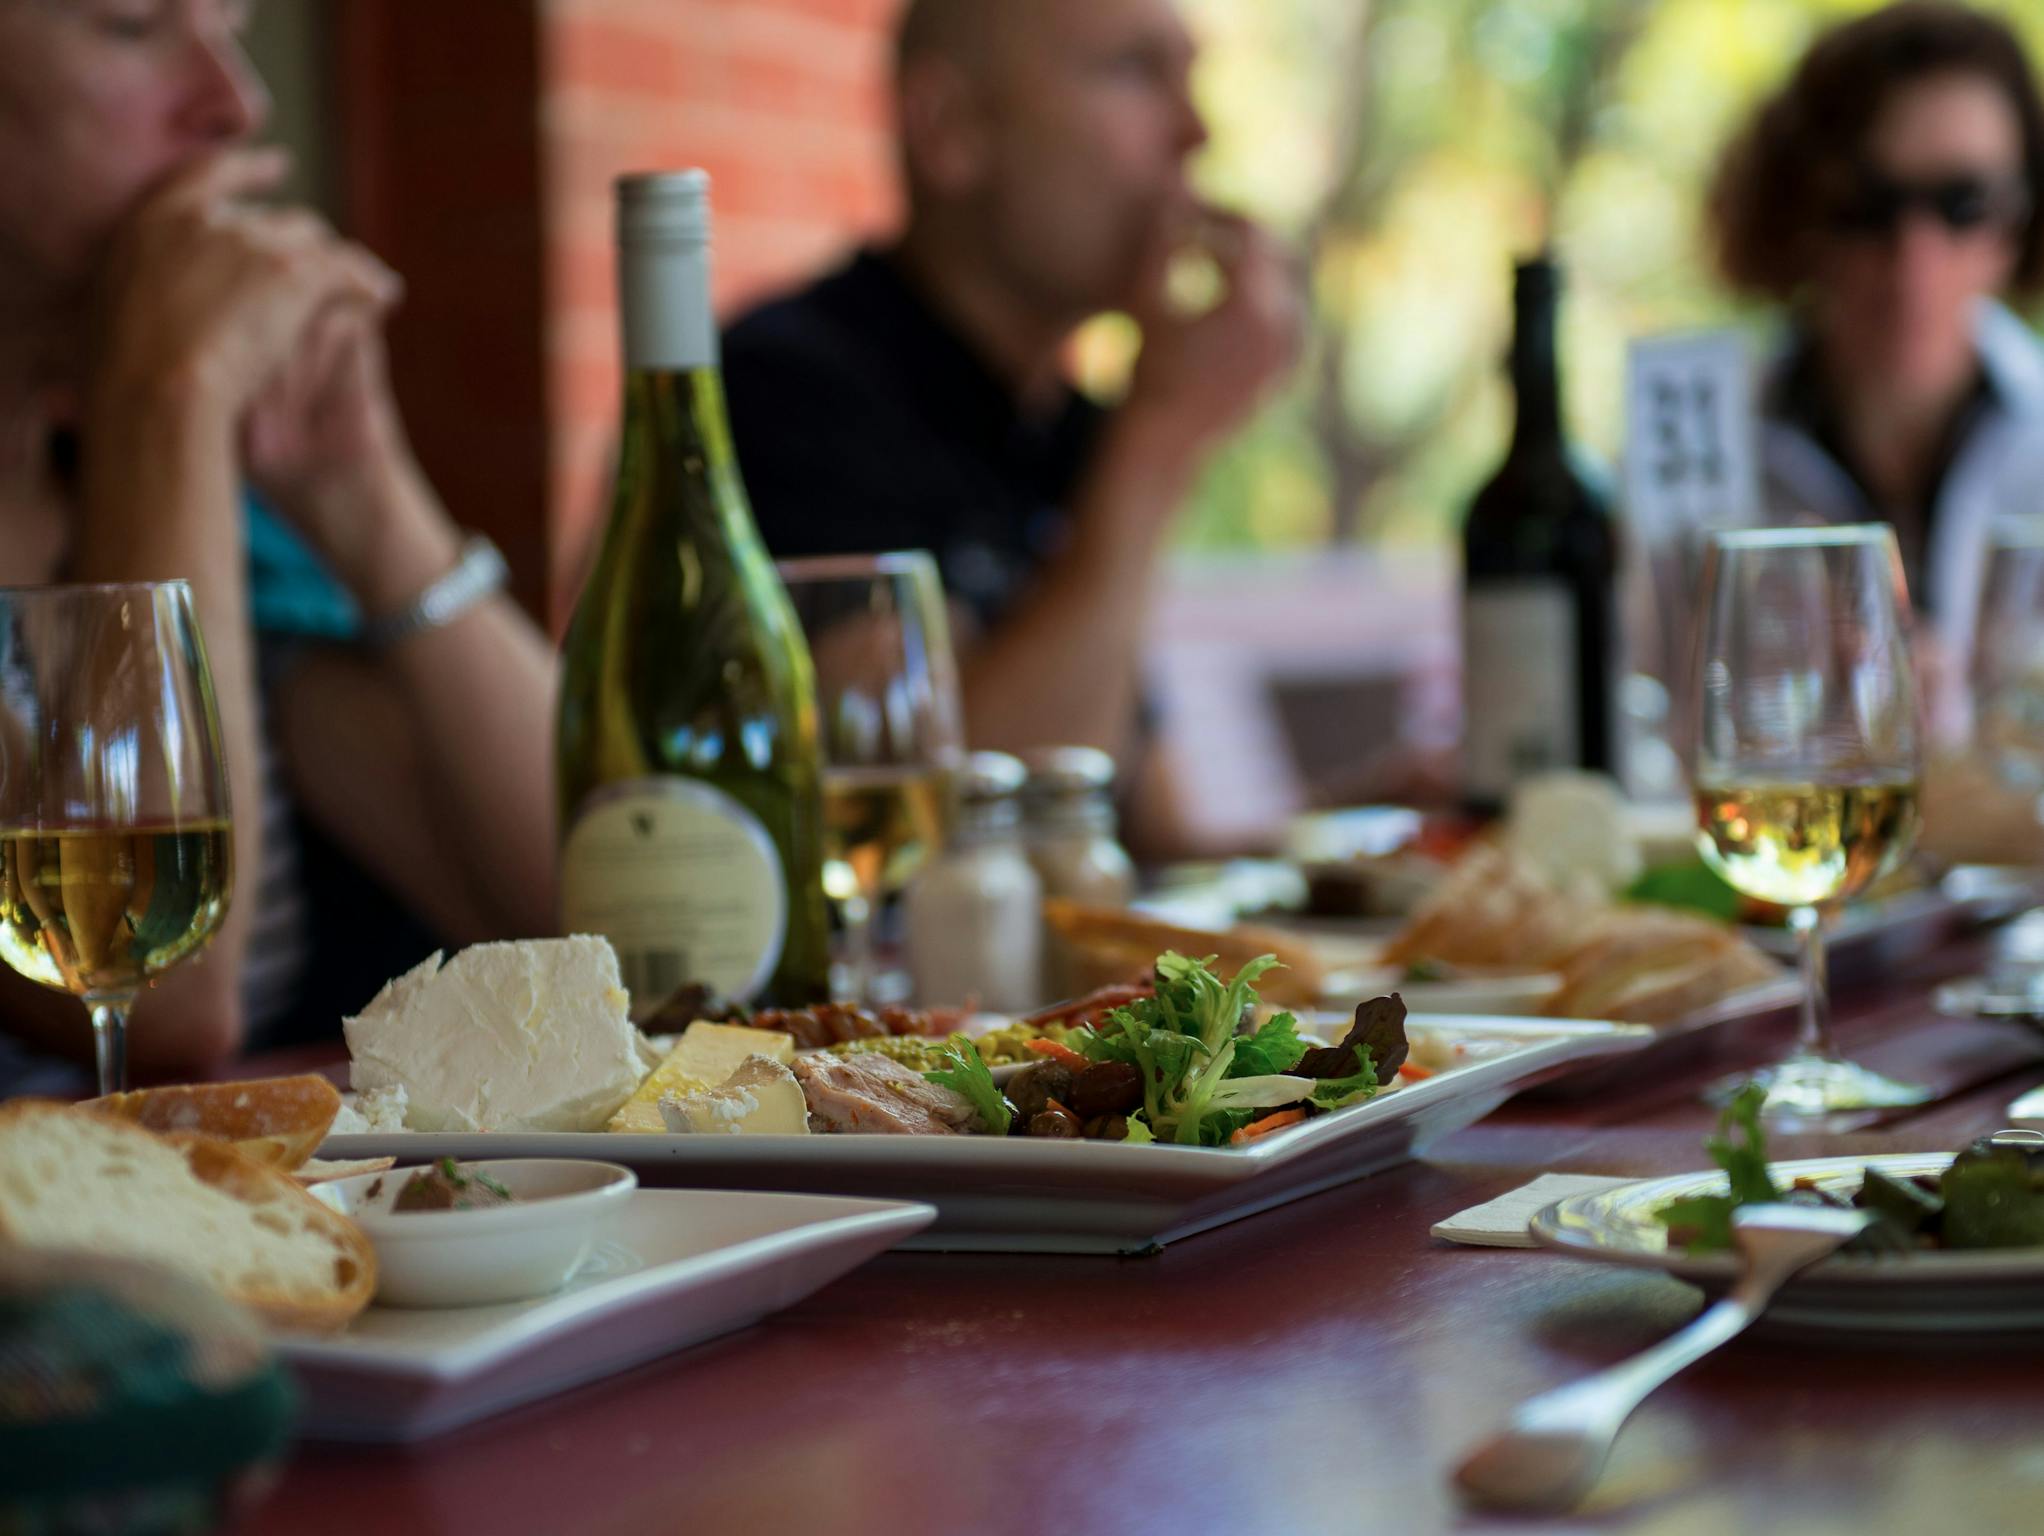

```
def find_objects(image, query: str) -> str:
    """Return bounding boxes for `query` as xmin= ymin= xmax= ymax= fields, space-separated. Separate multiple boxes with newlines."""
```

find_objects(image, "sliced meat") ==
xmin=790 ymin=1053 xmax=981 ymax=1135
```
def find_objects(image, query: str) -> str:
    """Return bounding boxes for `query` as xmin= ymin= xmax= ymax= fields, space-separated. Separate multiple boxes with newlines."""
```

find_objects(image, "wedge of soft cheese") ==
xmin=657 ymin=1057 xmax=811 ymax=1136
xmin=608 ymin=1022 xmax=798 ymax=1133
xmin=344 ymin=937 xmax=644 ymax=1133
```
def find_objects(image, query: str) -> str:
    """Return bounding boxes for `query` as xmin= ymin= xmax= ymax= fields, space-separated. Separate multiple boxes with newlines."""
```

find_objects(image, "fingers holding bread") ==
xmin=0 ymin=1101 xmax=374 ymax=1334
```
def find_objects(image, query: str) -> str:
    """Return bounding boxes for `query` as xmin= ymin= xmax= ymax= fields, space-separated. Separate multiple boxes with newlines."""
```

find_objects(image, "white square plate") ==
xmin=320 ymin=1016 xmax=1652 ymax=1255
xmin=276 ymin=1189 xmax=935 ymax=1442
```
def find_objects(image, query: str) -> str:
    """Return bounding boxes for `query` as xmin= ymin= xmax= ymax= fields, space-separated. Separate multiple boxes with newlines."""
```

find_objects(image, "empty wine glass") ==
xmin=0 ymin=582 xmax=234 ymax=1093
xmin=777 ymin=553 xmax=964 ymax=1003
xmin=1691 ymin=526 xmax=1929 ymax=1124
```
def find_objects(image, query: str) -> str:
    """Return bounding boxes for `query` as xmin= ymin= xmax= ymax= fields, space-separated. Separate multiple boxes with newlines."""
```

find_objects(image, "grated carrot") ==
xmin=1230 ymin=1107 xmax=1311 ymax=1145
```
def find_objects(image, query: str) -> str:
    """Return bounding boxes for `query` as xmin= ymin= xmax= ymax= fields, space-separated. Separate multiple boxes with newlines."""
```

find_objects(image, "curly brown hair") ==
xmin=1708 ymin=2 xmax=2044 ymax=300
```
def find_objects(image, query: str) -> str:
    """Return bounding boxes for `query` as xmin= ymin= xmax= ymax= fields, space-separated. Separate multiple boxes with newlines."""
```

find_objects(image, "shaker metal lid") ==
xmin=1019 ymin=745 xmax=1118 ymax=798
xmin=961 ymin=751 xmax=1029 ymax=802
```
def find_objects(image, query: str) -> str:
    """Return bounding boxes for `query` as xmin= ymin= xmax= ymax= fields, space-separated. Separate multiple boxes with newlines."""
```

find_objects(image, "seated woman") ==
xmin=1704 ymin=1 xmax=2044 ymax=701
xmin=0 ymin=1 xmax=558 ymax=1085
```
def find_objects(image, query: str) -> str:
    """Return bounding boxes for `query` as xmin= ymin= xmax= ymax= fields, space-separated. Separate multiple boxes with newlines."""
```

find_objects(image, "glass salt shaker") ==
xmin=904 ymin=752 xmax=1044 ymax=1012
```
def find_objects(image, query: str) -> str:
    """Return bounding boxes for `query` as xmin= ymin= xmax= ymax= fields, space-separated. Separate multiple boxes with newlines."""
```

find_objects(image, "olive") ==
xmin=1006 ymin=1062 xmax=1074 ymax=1123
xmin=1068 ymin=1060 xmax=1142 ymax=1119
xmin=1028 ymin=1102 xmax=1083 ymax=1139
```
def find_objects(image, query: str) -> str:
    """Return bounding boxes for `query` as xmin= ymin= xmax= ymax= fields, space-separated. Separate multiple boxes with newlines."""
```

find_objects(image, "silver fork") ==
xmin=1453 ymin=1203 xmax=1874 ymax=1513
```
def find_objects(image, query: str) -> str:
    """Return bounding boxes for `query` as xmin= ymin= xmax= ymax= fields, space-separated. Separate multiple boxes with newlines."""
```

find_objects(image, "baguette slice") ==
xmin=83 ymin=1075 xmax=342 ymax=1173
xmin=1546 ymin=909 xmax=1780 ymax=1025
xmin=1041 ymin=899 xmax=1325 ymax=1007
xmin=0 ymin=1103 xmax=375 ymax=1333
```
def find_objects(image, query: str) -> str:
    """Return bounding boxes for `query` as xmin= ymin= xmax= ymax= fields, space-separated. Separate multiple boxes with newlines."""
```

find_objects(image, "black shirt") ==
xmin=722 ymin=249 xmax=1105 ymax=630
xmin=1767 ymin=335 xmax=1996 ymax=614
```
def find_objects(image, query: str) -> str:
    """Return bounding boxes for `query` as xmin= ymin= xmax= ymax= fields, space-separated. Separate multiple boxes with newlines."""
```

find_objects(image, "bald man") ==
xmin=722 ymin=0 xmax=1299 ymax=792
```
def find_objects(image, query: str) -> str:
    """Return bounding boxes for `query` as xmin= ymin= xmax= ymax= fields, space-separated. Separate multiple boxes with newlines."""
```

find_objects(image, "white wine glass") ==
xmin=1973 ymin=523 xmax=2044 ymax=797
xmin=777 ymin=553 xmax=964 ymax=1003
xmin=1691 ymin=526 xmax=1929 ymax=1123
xmin=0 ymin=583 xmax=234 ymax=1093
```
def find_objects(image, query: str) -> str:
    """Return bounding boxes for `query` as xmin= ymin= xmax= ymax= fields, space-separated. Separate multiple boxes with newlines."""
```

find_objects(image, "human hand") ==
xmin=242 ymin=302 xmax=425 ymax=575
xmin=1121 ymin=208 xmax=1303 ymax=462
xmin=88 ymin=148 xmax=399 ymax=428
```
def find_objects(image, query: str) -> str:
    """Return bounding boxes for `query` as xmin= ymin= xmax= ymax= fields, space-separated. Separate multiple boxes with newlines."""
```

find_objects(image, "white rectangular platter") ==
xmin=276 ymin=1190 xmax=934 ymax=1443
xmin=320 ymin=1016 xmax=1651 ymax=1256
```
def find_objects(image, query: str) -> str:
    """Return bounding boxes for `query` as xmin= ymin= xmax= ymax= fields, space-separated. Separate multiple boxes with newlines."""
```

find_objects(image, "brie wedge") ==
xmin=658 ymin=1057 xmax=811 ymax=1136
xmin=344 ymin=937 xmax=644 ymax=1133
xmin=608 ymin=1021 xmax=797 ymax=1134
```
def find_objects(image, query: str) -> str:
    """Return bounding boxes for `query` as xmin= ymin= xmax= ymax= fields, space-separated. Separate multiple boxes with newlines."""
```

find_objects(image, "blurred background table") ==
xmin=231 ymin=938 xmax=2044 ymax=1536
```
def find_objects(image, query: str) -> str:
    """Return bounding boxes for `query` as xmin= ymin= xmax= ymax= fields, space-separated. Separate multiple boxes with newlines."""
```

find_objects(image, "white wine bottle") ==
xmin=557 ymin=171 xmax=830 ymax=1015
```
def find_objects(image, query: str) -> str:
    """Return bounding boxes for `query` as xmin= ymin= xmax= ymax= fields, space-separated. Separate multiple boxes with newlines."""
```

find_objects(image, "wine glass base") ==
xmin=1705 ymin=1055 xmax=1933 ymax=1128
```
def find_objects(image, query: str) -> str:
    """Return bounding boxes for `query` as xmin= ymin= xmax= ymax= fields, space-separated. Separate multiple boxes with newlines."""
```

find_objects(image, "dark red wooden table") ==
xmin=232 ymin=945 xmax=2044 ymax=1536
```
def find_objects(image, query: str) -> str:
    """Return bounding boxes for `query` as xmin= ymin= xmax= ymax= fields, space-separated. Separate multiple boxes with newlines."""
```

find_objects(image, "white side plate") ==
xmin=277 ymin=1189 xmax=935 ymax=1441
xmin=1531 ymin=1153 xmax=2044 ymax=1333
xmin=321 ymin=1016 xmax=1652 ymax=1255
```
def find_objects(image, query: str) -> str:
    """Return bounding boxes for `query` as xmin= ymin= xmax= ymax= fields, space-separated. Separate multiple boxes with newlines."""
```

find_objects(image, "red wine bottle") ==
xmin=1460 ymin=255 xmax=1618 ymax=815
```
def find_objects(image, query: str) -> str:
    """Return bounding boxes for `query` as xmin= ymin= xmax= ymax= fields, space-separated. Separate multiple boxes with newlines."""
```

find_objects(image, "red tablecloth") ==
xmin=231 ymin=945 xmax=2044 ymax=1536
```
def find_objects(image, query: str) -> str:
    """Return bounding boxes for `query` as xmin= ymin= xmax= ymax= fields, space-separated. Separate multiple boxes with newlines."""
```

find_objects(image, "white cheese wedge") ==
xmin=657 ymin=1057 xmax=811 ymax=1136
xmin=344 ymin=937 xmax=645 ymax=1133
xmin=671 ymin=1022 xmax=796 ymax=1082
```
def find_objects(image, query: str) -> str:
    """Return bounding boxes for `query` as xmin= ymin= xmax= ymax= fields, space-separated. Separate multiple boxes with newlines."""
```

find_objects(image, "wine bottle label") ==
xmin=1463 ymin=581 xmax=1581 ymax=802
xmin=560 ymin=778 xmax=788 ymax=1017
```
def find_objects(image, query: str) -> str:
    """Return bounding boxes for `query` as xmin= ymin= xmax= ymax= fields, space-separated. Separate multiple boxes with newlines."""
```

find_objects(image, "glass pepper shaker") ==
xmin=1020 ymin=745 xmax=1136 ymax=909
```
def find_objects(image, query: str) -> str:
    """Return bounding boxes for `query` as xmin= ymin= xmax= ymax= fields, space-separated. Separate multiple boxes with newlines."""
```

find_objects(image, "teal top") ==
xmin=245 ymin=499 xmax=358 ymax=641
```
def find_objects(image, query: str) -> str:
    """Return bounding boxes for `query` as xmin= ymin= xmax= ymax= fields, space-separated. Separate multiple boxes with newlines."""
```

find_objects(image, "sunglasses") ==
xmin=1828 ymin=170 xmax=2033 ymax=239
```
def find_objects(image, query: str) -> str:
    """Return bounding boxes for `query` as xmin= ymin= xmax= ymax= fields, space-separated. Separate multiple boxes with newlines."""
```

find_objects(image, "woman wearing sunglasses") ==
xmin=1707 ymin=1 xmax=2044 ymax=695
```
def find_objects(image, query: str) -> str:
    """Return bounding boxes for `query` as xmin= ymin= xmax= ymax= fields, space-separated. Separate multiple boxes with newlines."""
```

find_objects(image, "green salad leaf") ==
xmin=1623 ymin=858 xmax=1742 ymax=921
xmin=1654 ymin=1084 xmax=1778 ymax=1252
xmin=1309 ymin=1057 xmax=1380 ymax=1110
xmin=1228 ymin=1010 xmax=1308 ymax=1078
xmin=923 ymin=1034 xmax=1012 ymax=1136
xmin=1068 ymin=952 xmax=1386 ymax=1147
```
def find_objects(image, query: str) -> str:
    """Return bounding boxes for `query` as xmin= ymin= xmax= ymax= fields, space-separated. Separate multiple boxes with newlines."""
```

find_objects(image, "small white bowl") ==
xmin=312 ymin=1159 xmax=637 ymax=1309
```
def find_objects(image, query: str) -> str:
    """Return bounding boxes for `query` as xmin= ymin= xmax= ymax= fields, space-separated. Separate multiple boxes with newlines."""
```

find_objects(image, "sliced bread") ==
xmin=0 ymin=1102 xmax=374 ymax=1333
xmin=83 ymin=1074 xmax=342 ymax=1172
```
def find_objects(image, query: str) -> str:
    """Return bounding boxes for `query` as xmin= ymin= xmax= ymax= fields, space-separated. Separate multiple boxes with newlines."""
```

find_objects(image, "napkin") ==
xmin=1431 ymin=1174 xmax=1635 ymax=1249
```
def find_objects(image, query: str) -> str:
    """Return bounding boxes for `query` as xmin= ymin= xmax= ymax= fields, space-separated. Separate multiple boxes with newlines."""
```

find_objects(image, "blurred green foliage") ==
xmin=1104 ymin=0 xmax=2044 ymax=552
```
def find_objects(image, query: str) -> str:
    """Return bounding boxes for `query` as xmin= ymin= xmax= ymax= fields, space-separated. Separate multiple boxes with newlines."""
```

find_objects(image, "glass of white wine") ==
xmin=777 ymin=553 xmax=964 ymax=1003
xmin=1973 ymin=523 xmax=2044 ymax=797
xmin=0 ymin=583 xmax=234 ymax=1093
xmin=1692 ymin=525 xmax=1929 ymax=1123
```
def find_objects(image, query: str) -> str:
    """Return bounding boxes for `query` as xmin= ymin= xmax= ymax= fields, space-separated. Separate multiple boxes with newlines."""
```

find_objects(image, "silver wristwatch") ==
xmin=360 ymin=534 xmax=509 ymax=652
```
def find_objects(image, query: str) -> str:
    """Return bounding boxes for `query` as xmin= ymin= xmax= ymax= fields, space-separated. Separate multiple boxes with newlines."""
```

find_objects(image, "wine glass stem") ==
xmin=1789 ymin=904 xmax=1835 ymax=1063
xmin=88 ymin=997 xmax=132 ymax=1095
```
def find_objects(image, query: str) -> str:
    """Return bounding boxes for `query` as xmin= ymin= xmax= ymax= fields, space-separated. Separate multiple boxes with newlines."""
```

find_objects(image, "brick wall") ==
xmin=541 ymin=0 xmax=906 ymax=619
